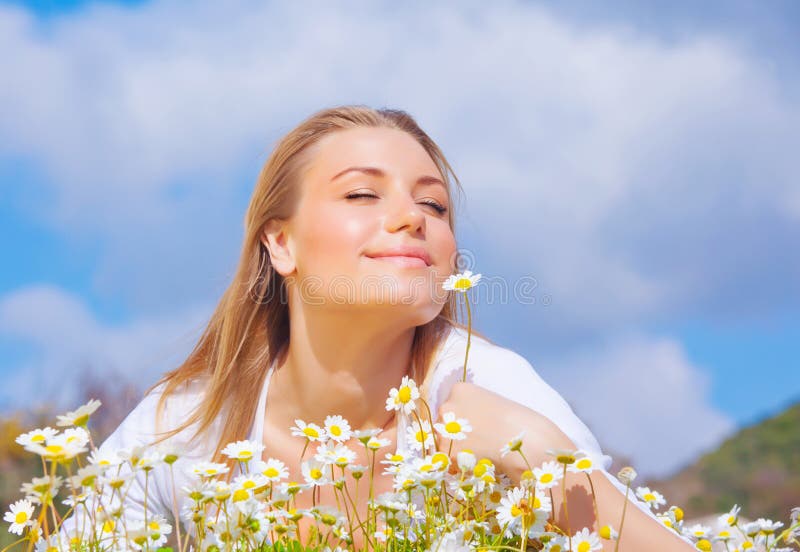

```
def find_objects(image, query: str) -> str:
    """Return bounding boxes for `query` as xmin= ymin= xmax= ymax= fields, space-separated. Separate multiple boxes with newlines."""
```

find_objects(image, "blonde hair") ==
xmin=148 ymin=105 xmax=492 ymax=466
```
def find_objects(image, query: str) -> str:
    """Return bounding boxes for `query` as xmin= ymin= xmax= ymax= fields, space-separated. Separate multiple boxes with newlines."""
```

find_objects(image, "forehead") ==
xmin=304 ymin=127 xmax=442 ymax=183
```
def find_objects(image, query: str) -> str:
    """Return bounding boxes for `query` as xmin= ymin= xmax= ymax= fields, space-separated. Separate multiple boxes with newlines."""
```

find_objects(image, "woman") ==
xmin=63 ymin=105 xmax=693 ymax=550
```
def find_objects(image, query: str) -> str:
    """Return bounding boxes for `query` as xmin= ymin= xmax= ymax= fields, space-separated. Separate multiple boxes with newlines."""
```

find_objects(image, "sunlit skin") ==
xmin=259 ymin=127 xmax=693 ymax=550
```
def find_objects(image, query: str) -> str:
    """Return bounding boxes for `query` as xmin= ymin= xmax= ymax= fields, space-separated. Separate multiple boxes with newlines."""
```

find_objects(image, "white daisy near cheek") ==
xmin=442 ymin=270 xmax=482 ymax=292
xmin=434 ymin=412 xmax=473 ymax=441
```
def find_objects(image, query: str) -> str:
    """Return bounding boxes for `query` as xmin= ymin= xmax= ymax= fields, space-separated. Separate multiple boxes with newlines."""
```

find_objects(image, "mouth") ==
xmin=366 ymin=255 xmax=430 ymax=268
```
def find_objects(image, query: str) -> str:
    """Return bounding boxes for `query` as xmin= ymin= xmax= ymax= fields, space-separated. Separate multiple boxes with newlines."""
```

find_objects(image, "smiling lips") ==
xmin=366 ymin=246 xmax=432 ymax=267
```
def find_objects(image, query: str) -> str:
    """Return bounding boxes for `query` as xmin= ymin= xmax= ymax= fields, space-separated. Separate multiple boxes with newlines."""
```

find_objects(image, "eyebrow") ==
xmin=330 ymin=166 xmax=446 ymax=188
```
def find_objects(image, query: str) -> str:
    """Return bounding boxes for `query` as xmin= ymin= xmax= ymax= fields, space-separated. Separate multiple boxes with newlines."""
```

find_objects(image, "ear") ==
xmin=261 ymin=218 xmax=296 ymax=277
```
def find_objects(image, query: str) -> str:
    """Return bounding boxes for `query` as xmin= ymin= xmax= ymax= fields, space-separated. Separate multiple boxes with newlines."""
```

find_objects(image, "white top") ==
xmin=62 ymin=325 xmax=686 ymax=542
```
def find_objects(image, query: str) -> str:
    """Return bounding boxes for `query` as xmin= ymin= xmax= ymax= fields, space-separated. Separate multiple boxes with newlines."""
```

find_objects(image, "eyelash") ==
xmin=345 ymin=193 xmax=448 ymax=215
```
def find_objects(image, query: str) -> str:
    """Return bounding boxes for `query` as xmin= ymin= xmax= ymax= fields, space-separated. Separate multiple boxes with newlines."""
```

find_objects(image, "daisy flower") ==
xmin=496 ymin=486 xmax=548 ymax=536
xmin=443 ymin=270 xmax=482 ymax=292
xmin=718 ymin=504 xmax=741 ymax=527
xmin=617 ymin=466 xmax=637 ymax=485
xmin=566 ymin=451 xmax=596 ymax=474
xmin=221 ymin=439 xmax=265 ymax=463
xmin=56 ymin=399 xmax=102 ymax=427
xmin=546 ymin=448 xmax=578 ymax=465
xmin=434 ymin=412 xmax=472 ymax=441
xmin=301 ymin=459 xmax=329 ymax=487
xmin=599 ymin=524 xmax=619 ymax=540
xmin=366 ymin=436 xmax=391 ymax=451
xmin=4 ymin=499 xmax=34 ymax=535
xmin=87 ymin=448 xmax=122 ymax=468
xmin=15 ymin=427 xmax=57 ymax=448
xmin=533 ymin=461 xmax=564 ymax=490
xmin=385 ymin=375 xmax=420 ymax=416
xmin=252 ymin=458 xmax=288 ymax=482
xmin=500 ymin=430 xmax=526 ymax=458
xmin=686 ymin=523 xmax=711 ymax=539
xmin=405 ymin=419 xmax=434 ymax=452
xmin=635 ymin=486 xmax=667 ymax=510
xmin=290 ymin=419 xmax=327 ymax=442
xmin=331 ymin=444 xmax=356 ymax=467
xmin=347 ymin=464 xmax=368 ymax=479
xmin=190 ymin=461 xmax=230 ymax=479
xmin=457 ymin=450 xmax=477 ymax=472
xmin=756 ymin=518 xmax=784 ymax=535
xmin=353 ymin=428 xmax=382 ymax=447
xmin=570 ymin=527 xmax=602 ymax=551
xmin=323 ymin=415 xmax=352 ymax=443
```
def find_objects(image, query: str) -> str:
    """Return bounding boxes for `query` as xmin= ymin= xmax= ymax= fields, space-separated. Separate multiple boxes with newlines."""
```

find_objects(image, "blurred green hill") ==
xmin=645 ymin=398 xmax=800 ymax=522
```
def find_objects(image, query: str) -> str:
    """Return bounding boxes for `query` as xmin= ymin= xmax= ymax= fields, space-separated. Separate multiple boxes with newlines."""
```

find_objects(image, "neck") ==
xmin=268 ymin=304 xmax=419 ymax=434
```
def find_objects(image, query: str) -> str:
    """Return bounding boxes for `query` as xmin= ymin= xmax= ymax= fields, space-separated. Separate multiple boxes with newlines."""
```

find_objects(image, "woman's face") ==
xmin=282 ymin=126 xmax=457 ymax=323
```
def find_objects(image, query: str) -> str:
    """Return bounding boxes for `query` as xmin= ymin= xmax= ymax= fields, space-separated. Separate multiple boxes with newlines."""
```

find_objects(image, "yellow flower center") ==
xmin=102 ymin=520 xmax=115 ymax=533
xmin=391 ymin=454 xmax=403 ymax=462
xmin=31 ymin=434 xmax=46 ymax=443
xmin=696 ymin=539 xmax=712 ymax=552
xmin=742 ymin=541 xmax=753 ymax=549
xmin=15 ymin=511 xmax=27 ymax=524
xmin=432 ymin=452 xmax=449 ymax=467
xmin=445 ymin=421 xmax=461 ymax=433
xmin=398 ymin=387 xmax=412 ymax=403
xmin=310 ymin=468 xmax=323 ymax=480
xmin=415 ymin=430 xmax=427 ymax=443
xmin=232 ymin=489 xmax=249 ymax=502
xmin=303 ymin=427 xmax=319 ymax=438
xmin=576 ymin=458 xmax=592 ymax=469
xmin=243 ymin=480 xmax=256 ymax=489
xmin=578 ymin=543 xmax=591 ymax=552
xmin=489 ymin=491 xmax=501 ymax=502
xmin=73 ymin=414 xmax=89 ymax=426
xmin=45 ymin=445 xmax=64 ymax=455
xmin=599 ymin=525 xmax=612 ymax=539
xmin=643 ymin=493 xmax=655 ymax=501
xmin=264 ymin=467 xmax=279 ymax=478
xmin=454 ymin=278 xmax=472 ymax=290
xmin=540 ymin=473 xmax=553 ymax=484
xmin=148 ymin=521 xmax=160 ymax=531
xmin=330 ymin=426 xmax=342 ymax=436
xmin=238 ymin=451 xmax=253 ymax=460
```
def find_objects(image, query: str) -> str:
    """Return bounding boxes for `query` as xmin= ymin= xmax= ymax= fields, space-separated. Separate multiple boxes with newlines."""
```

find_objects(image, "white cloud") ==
xmin=0 ymin=0 xmax=797 ymax=474
xmin=543 ymin=334 xmax=735 ymax=478
xmin=0 ymin=284 xmax=213 ymax=410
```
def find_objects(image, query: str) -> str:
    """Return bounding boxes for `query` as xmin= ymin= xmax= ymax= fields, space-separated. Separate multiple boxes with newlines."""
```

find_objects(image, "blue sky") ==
xmin=1 ymin=0 xmax=798 ymax=478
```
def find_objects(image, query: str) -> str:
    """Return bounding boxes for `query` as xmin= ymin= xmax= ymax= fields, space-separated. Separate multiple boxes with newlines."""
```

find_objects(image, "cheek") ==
xmin=295 ymin=207 xmax=374 ymax=274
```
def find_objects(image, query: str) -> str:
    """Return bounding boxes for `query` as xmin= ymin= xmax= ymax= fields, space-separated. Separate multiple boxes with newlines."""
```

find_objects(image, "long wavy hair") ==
xmin=147 ymin=105 xmax=492 ymax=467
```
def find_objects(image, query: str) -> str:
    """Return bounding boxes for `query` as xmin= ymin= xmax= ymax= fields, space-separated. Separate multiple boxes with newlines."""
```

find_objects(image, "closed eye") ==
xmin=345 ymin=193 xmax=448 ymax=215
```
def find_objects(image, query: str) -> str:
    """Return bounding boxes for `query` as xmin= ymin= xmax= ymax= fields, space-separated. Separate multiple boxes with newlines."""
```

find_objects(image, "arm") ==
xmin=498 ymin=408 xmax=695 ymax=551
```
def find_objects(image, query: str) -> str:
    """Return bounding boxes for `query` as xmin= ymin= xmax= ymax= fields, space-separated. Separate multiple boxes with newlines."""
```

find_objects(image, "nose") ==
xmin=384 ymin=193 xmax=426 ymax=235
